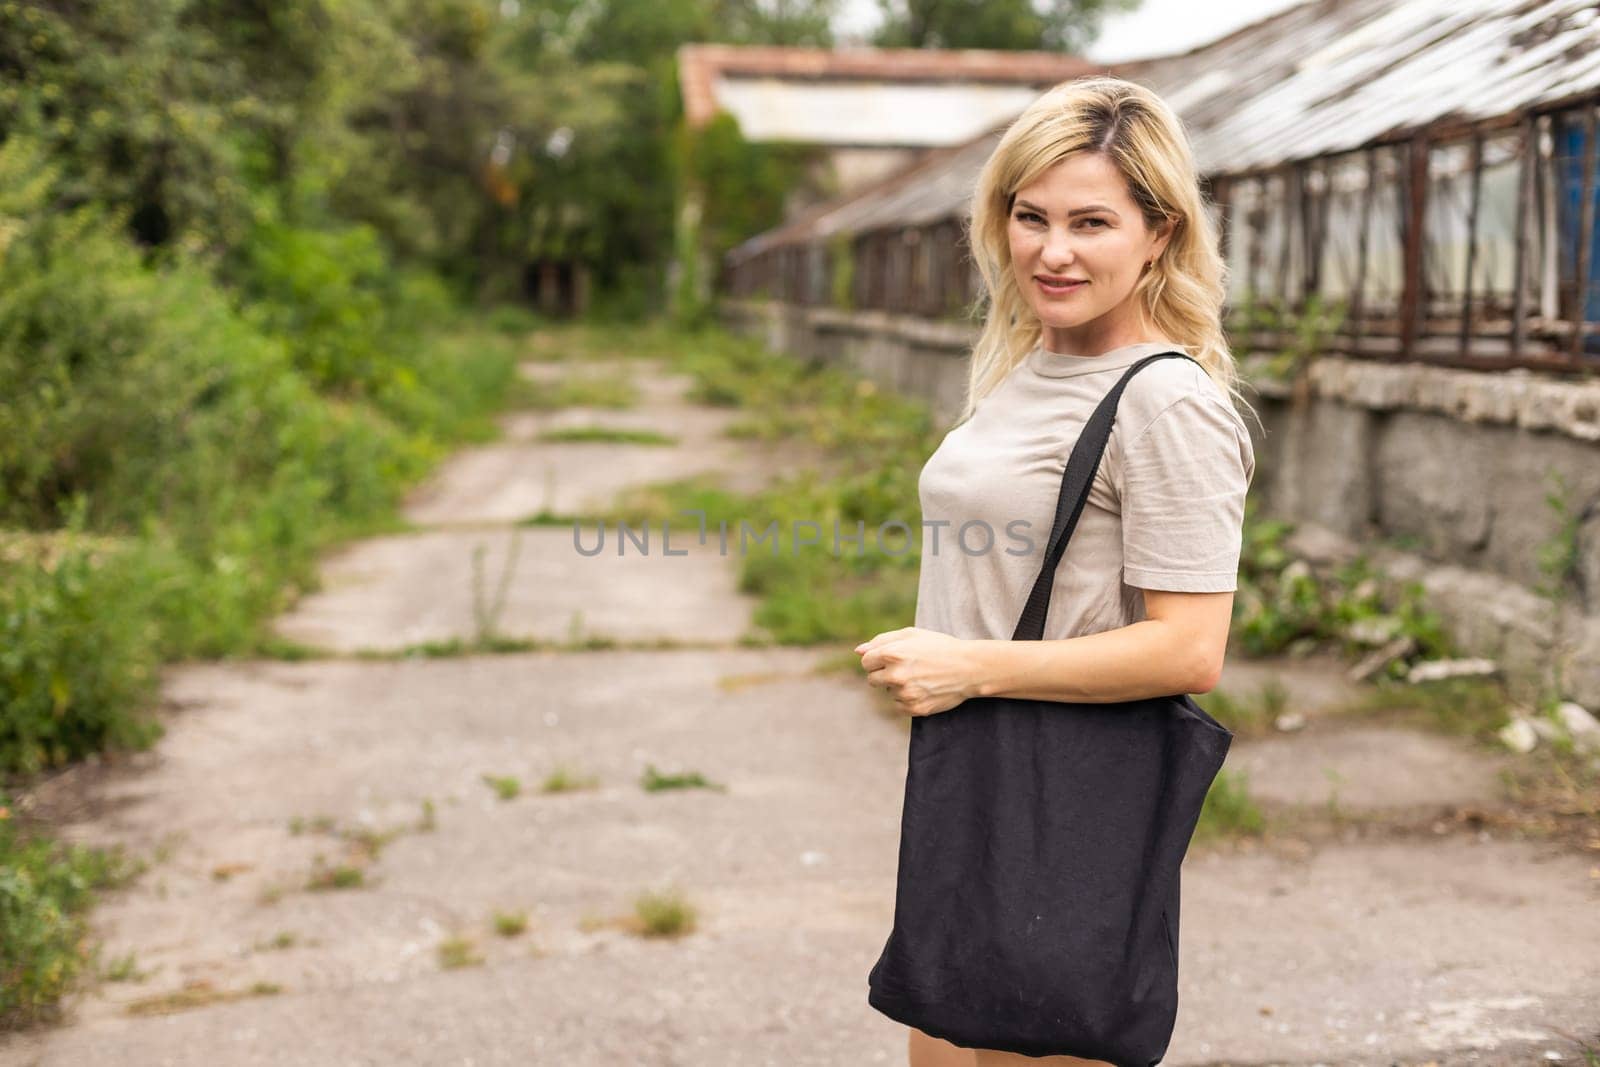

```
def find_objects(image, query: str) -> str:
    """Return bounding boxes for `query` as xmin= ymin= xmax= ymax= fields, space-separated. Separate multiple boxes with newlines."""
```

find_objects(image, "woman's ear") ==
xmin=1152 ymin=215 xmax=1178 ymax=260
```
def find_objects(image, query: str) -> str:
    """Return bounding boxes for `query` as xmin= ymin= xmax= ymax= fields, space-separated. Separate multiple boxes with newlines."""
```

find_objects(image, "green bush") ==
xmin=0 ymin=791 xmax=133 ymax=1029
xmin=0 ymin=523 xmax=164 ymax=776
xmin=1232 ymin=499 xmax=1452 ymax=669
xmin=0 ymin=133 xmax=523 ymax=760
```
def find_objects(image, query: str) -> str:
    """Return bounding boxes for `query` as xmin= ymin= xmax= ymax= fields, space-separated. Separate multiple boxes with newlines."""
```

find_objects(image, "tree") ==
xmin=495 ymin=0 xmax=838 ymax=314
xmin=871 ymin=0 xmax=1140 ymax=52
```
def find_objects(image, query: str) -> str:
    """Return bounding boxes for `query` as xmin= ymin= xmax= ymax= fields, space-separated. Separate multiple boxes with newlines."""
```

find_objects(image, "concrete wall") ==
xmin=720 ymin=297 xmax=1600 ymax=707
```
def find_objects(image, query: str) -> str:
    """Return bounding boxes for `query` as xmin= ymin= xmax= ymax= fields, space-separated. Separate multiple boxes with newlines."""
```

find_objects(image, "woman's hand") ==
xmin=854 ymin=627 xmax=981 ymax=719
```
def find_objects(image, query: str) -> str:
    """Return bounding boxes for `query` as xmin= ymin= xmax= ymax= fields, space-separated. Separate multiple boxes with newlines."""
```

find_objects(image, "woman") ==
xmin=854 ymin=75 xmax=1258 ymax=1067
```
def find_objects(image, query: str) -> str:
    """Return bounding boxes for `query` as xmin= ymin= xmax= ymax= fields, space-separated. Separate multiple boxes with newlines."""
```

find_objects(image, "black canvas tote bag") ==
xmin=865 ymin=351 xmax=1234 ymax=1065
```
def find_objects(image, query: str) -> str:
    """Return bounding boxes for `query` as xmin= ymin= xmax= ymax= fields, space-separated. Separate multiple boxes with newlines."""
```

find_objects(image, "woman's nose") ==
xmin=1041 ymin=227 xmax=1076 ymax=269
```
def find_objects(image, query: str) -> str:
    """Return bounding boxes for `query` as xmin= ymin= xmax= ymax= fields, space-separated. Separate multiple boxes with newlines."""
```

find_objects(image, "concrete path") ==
xmin=3 ymin=341 xmax=1597 ymax=1067
xmin=270 ymin=526 xmax=755 ymax=652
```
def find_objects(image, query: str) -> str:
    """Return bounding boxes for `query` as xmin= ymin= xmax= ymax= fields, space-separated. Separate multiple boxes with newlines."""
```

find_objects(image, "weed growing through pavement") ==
xmin=493 ymin=911 xmax=529 ymax=937
xmin=470 ymin=528 xmax=523 ymax=647
xmin=124 ymin=978 xmax=282 ymax=1017
xmin=1193 ymin=769 xmax=1265 ymax=843
xmin=536 ymin=426 xmax=677 ymax=445
xmin=101 ymin=951 xmax=147 ymax=982
xmin=482 ymin=774 xmax=521 ymax=800
xmin=1194 ymin=676 xmax=1291 ymax=738
xmin=640 ymin=764 xmax=726 ymax=793
xmin=306 ymin=855 xmax=365 ymax=891
xmin=437 ymin=935 xmax=484 ymax=969
xmin=629 ymin=887 xmax=697 ymax=938
xmin=541 ymin=766 xmax=600 ymax=793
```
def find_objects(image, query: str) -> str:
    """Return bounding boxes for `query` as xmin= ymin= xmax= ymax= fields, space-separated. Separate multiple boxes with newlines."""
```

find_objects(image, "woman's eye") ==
xmin=1014 ymin=212 xmax=1106 ymax=228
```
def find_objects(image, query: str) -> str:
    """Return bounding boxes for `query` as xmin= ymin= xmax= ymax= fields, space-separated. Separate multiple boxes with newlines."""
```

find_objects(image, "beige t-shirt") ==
xmin=913 ymin=340 xmax=1256 ymax=642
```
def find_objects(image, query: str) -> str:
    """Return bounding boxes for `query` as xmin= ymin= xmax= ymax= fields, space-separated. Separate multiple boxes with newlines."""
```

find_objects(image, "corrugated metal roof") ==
xmin=727 ymin=132 xmax=1002 ymax=260
xmin=678 ymin=43 xmax=1099 ymax=127
xmin=727 ymin=0 xmax=1600 ymax=260
xmin=1155 ymin=0 xmax=1600 ymax=174
xmin=710 ymin=79 xmax=1044 ymax=147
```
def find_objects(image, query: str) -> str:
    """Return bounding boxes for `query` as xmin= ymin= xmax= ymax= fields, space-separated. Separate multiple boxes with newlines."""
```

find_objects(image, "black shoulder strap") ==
xmin=1011 ymin=351 xmax=1200 ymax=642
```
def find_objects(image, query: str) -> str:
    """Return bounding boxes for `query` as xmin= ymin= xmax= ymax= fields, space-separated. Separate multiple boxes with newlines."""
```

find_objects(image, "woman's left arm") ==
xmin=856 ymin=590 xmax=1230 ymax=717
xmin=962 ymin=588 xmax=1232 ymax=702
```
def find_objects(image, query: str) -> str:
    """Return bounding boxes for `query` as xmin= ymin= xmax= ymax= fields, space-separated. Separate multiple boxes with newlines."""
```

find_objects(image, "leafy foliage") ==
xmin=0 ymin=794 xmax=135 ymax=1030
xmin=872 ymin=0 xmax=1139 ymax=51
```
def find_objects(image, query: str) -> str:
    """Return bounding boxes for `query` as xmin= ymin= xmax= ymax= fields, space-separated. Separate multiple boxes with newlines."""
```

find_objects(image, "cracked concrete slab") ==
xmin=1214 ymin=651 xmax=1373 ymax=718
xmin=6 ymin=649 xmax=1598 ymax=1066
xmin=1225 ymin=722 xmax=1513 ymax=811
xmin=270 ymin=526 xmax=757 ymax=652
xmin=1170 ymin=834 xmax=1600 ymax=1065
xmin=405 ymin=359 xmax=792 ymax=525
xmin=401 ymin=423 xmax=818 ymax=525
xmin=0 ymin=647 xmax=909 ymax=1061
xmin=401 ymin=437 xmax=755 ymax=524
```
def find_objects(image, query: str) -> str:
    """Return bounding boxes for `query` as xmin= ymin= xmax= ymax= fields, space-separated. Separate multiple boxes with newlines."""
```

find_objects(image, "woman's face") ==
xmin=1006 ymin=151 xmax=1174 ymax=354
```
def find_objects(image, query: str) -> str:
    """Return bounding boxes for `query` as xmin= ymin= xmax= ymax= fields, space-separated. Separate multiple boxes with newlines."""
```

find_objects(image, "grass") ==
xmin=0 ymin=798 xmax=140 ymax=1030
xmin=261 ymin=803 xmax=443 ymax=912
xmin=482 ymin=774 xmax=522 ymax=801
xmin=1193 ymin=769 xmax=1266 ymax=843
xmin=1333 ymin=675 xmax=1513 ymax=744
xmin=1193 ymin=676 xmax=1292 ymax=739
xmin=575 ymin=885 xmax=699 ymax=940
xmin=505 ymin=370 xmax=639 ymax=411
xmin=254 ymin=931 xmax=298 ymax=952
xmin=288 ymin=812 xmax=412 ymax=858
xmin=639 ymin=764 xmax=726 ymax=793
xmin=305 ymin=859 xmax=365 ymax=891
xmin=541 ymin=766 xmax=600 ymax=793
xmin=629 ymin=887 xmax=697 ymax=938
xmin=271 ymin=633 xmax=717 ymax=662
xmin=123 ymin=978 xmax=282 ymax=1017
xmin=342 ymin=824 xmax=406 ymax=863
xmin=536 ymin=426 xmax=677 ymax=445
xmin=101 ymin=951 xmax=146 ymax=982
xmin=518 ymin=508 xmax=604 ymax=527
xmin=437 ymin=935 xmax=484 ymax=969
xmin=523 ymin=321 xmax=684 ymax=365
xmin=493 ymin=911 xmax=529 ymax=937
xmin=371 ymin=635 xmax=543 ymax=657
xmin=287 ymin=813 xmax=339 ymax=835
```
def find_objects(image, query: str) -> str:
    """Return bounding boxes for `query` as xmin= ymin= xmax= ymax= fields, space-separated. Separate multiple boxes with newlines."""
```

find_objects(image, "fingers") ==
xmin=863 ymin=666 xmax=899 ymax=689
xmin=854 ymin=627 xmax=914 ymax=654
xmin=857 ymin=629 xmax=923 ymax=718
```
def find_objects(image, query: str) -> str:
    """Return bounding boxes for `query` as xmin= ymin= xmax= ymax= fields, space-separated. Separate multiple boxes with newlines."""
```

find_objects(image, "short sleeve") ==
xmin=1118 ymin=393 xmax=1253 ymax=592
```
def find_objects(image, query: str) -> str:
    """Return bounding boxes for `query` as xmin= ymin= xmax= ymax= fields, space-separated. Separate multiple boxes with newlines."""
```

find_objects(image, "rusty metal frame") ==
xmin=721 ymin=94 xmax=1600 ymax=376
xmin=1459 ymin=129 xmax=1483 ymax=359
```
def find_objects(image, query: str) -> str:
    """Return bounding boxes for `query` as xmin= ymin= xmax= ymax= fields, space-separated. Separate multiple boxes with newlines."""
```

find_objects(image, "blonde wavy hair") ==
xmin=959 ymin=74 xmax=1257 ymax=430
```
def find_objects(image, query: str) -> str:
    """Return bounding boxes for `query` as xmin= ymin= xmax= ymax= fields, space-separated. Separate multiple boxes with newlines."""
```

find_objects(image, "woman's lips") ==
xmin=1036 ymin=277 xmax=1086 ymax=295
